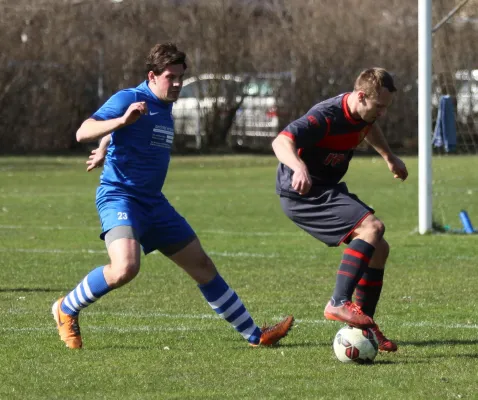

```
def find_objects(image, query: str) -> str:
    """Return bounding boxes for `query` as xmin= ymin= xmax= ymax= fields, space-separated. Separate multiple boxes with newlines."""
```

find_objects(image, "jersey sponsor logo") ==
xmin=149 ymin=111 xmax=159 ymax=116
xmin=307 ymin=115 xmax=319 ymax=126
xmin=324 ymin=152 xmax=346 ymax=166
xmin=151 ymin=125 xmax=174 ymax=149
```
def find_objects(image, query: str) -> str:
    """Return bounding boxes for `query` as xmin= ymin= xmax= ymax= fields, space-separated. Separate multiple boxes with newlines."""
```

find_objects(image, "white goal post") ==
xmin=418 ymin=0 xmax=432 ymax=234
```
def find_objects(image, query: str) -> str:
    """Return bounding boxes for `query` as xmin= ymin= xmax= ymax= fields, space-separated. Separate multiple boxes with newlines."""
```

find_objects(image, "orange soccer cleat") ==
xmin=370 ymin=323 xmax=398 ymax=352
xmin=52 ymin=297 xmax=82 ymax=349
xmin=250 ymin=315 xmax=295 ymax=347
xmin=324 ymin=300 xmax=374 ymax=329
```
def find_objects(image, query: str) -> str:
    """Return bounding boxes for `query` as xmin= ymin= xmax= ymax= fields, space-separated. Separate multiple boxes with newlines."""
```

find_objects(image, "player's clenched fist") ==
xmin=86 ymin=148 xmax=106 ymax=172
xmin=121 ymin=102 xmax=148 ymax=126
xmin=292 ymin=167 xmax=312 ymax=195
xmin=386 ymin=155 xmax=408 ymax=181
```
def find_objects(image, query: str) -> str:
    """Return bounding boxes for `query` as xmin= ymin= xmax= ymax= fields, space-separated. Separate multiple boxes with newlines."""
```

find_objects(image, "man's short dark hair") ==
xmin=146 ymin=42 xmax=187 ymax=75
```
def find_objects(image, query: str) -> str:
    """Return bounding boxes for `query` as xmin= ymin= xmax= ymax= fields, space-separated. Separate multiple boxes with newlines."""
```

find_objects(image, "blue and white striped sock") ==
xmin=199 ymin=274 xmax=262 ymax=345
xmin=61 ymin=266 xmax=111 ymax=316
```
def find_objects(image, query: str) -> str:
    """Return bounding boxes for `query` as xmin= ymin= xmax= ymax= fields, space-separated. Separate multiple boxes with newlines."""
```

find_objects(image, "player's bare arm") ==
xmin=86 ymin=134 xmax=111 ymax=172
xmin=76 ymin=102 xmax=148 ymax=143
xmin=365 ymin=124 xmax=408 ymax=181
xmin=272 ymin=134 xmax=312 ymax=195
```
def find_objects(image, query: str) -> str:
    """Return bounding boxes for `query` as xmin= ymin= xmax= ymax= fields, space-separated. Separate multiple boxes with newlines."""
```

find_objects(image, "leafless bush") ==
xmin=0 ymin=0 xmax=477 ymax=153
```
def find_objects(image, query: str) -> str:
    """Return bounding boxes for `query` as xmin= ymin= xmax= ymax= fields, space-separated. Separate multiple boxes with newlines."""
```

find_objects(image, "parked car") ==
xmin=455 ymin=70 xmax=478 ymax=124
xmin=172 ymin=72 xmax=293 ymax=150
xmin=432 ymin=69 xmax=478 ymax=125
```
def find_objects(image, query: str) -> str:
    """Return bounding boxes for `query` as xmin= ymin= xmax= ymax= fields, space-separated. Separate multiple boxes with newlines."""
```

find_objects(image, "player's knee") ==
xmin=108 ymin=259 xmax=140 ymax=287
xmin=364 ymin=218 xmax=385 ymax=241
xmin=191 ymin=252 xmax=218 ymax=283
xmin=197 ymin=253 xmax=216 ymax=272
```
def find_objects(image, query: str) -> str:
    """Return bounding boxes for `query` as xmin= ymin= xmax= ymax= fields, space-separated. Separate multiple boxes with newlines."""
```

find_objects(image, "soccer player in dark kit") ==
xmin=272 ymin=68 xmax=408 ymax=352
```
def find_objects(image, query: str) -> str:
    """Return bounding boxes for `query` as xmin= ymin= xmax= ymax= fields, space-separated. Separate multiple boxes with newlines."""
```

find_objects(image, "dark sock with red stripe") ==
xmin=331 ymin=239 xmax=375 ymax=306
xmin=355 ymin=267 xmax=384 ymax=318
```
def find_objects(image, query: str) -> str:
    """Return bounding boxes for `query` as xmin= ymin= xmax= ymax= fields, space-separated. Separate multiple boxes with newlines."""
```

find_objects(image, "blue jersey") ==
xmin=92 ymin=81 xmax=174 ymax=202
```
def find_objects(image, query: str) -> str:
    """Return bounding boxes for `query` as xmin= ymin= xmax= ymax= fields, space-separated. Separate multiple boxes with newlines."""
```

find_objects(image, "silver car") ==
xmin=432 ymin=69 xmax=478 ymax=125
xmin=173 ymin=73 xmax=292 ymax=150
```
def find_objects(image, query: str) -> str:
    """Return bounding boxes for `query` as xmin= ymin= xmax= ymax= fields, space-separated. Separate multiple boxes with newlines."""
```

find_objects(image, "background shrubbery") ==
xmin=0 ymin=0 xmax=477 ymax=153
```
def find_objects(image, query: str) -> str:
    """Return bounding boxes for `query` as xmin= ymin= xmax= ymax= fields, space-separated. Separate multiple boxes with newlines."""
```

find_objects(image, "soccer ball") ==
xmin=333 ymin=326 xmax=379 ymax=364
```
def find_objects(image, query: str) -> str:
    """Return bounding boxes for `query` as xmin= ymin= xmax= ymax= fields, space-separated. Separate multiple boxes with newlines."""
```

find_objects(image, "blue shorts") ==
xmin=96 ymin=192 xmax=196 ymax=255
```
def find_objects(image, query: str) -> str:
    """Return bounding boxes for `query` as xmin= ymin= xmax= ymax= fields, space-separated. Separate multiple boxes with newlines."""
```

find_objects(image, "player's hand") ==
xmin=121 ymin=102 xmax=148 ymax=126
xmin=386 ymin=154 xmax=408 ymax=181
xmin=292 ymin=167 xmax=312 ymax=195
xmin=86 ymin=148 xmax=107 ymax=172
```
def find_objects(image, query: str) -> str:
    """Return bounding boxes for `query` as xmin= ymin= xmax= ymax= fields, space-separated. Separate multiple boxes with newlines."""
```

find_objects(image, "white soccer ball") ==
xmin=333 ymin=326 xmax=379 ymax=364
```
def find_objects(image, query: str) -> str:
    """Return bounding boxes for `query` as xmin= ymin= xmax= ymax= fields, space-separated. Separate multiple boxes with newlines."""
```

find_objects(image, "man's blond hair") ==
xmin=354 ymin=68 xmax=396 ymax=98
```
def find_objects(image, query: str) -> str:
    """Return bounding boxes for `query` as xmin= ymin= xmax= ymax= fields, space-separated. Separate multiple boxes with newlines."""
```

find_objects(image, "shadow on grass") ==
xmin=233 ymin=341 xmax=335 ymax=350
xmin=0 ymin=287 xmax=66 ymax=293
xmin=367 ymin=360 xmax=396 ymax=365
xmin=459 ymin=353 xmax=478 ymax=359
xmin=401 ymin=339 xmax=478 ymax=347
xmin=399 ymin=353 xmax=478 ymax=361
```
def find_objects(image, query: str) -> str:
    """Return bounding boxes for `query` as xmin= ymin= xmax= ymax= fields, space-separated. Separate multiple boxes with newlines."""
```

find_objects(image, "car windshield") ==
xmin=458 ymin=81 xmax=478 ymax=95
xmin=180 ymin=78 xmax=277 ymax=99
xmin=242 ymin=81 xmax=276 ymax=96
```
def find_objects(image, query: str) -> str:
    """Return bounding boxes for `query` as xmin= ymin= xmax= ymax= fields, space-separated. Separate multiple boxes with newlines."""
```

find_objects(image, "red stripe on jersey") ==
xmin=344 ymin=248 xmax=371 ymax=264
xmin=358 ymin=278 xmax=383 ymax=287
xmin=315 ymin=128 xmax=370 ymax=150
xmin=307 ymin=115 xmax=319 ymax=126
xmin=279 ymin=131 xmax=295 ymax=141
xmin=342 ymin=93 xmax=361 ymax=125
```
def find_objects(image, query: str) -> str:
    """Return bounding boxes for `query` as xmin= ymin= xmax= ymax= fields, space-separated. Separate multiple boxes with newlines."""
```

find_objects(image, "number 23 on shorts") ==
xmin=117 ymin=212 xmax=128 ymax=220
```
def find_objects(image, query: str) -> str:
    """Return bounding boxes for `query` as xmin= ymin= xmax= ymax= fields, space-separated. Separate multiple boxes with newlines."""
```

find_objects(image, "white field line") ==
xmin=0 ymin=224 xmax=297 ymax=236
xmin=0 ymin=247 xmax=107 ymax=255
xmin=0 ymin=193 xmax=92 ymax=198
xmin=0 ymin=246 xmax=477 ymax=261
xmin=204 ymin=230 xmax=296 ymax=237
xmin=90 ymin=312 xmax=478 ymax=329
xmin=0 ymin=225 xmax=97 ymax=231
xmin=0 ymin=188 xmax=272 ymax=198
xmin=401 ymin=321 xmax=478 ymax=330
xmin=0 ymin=247 xmax=286 ymax=259
xmin=0 ymin=326 xmax=210 ymax=334
xmin=1 ymin=309 xmax=478 ymax=332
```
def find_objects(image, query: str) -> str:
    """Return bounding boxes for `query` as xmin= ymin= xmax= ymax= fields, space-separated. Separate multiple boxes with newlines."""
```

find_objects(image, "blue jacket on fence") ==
xmin=432 ymin=95 xmax=457 ymax=152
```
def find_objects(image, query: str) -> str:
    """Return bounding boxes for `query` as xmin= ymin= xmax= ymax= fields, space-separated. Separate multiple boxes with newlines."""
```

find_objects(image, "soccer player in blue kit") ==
xmin=52 ymin=43 xmax=293 ymax=349
xmin=272 ymin=68 xmax=408 ymax=352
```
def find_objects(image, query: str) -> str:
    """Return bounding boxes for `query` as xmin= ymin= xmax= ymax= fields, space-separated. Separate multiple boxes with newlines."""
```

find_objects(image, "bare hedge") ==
xmin=0 ymin=0 xmax=477 ymax=153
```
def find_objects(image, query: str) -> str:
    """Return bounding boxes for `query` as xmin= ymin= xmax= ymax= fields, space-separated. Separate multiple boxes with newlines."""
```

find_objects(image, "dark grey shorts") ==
xmin=280 ymin=182 xmax=374 ymax=247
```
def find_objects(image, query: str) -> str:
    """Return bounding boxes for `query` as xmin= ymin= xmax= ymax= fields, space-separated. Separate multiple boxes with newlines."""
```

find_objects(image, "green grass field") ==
xmin=0 ymin=155 xmax=477 ymax=400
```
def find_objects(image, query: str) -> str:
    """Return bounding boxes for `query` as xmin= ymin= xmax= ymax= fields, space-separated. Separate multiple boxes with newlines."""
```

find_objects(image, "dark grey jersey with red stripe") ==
xmin=276 ymin=93 xmax=373 ymax=198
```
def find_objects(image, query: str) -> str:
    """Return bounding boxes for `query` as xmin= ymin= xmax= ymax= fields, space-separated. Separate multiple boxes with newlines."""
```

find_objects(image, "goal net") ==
xmin=432 ymin=1 xmax=478 ymax=154
xmin=431 ymin=0 xmax=478 ymax=232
